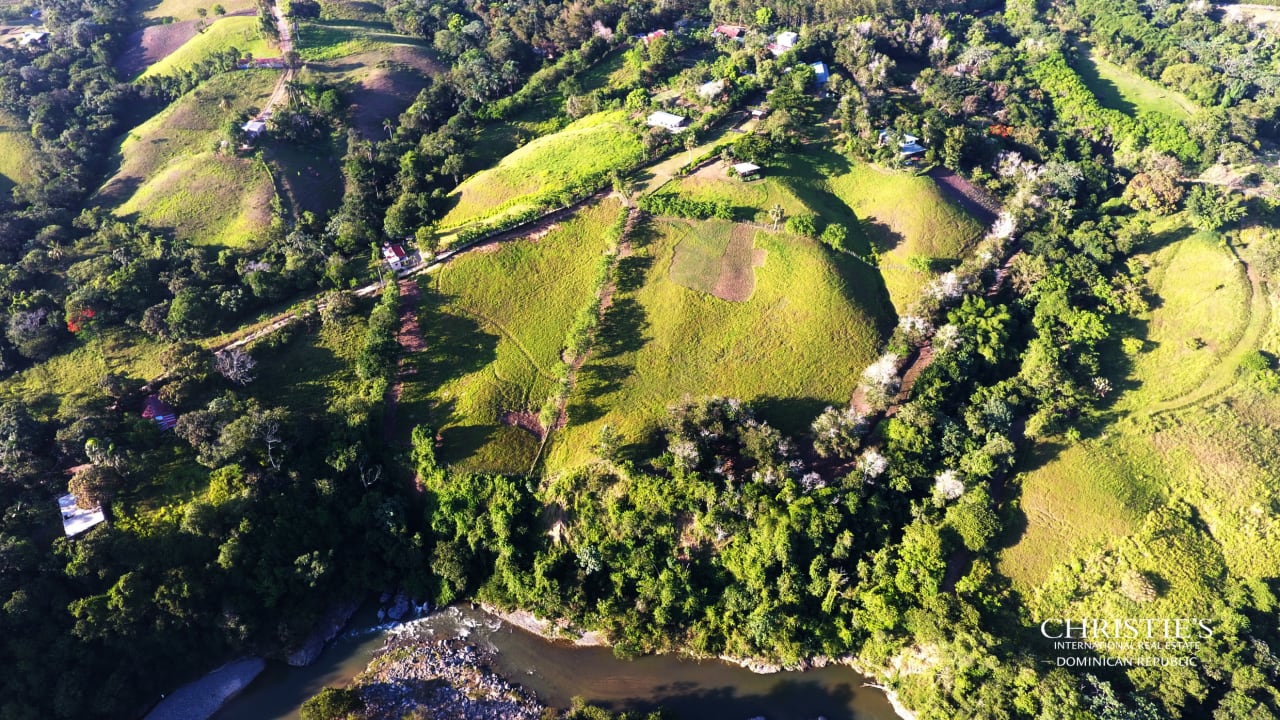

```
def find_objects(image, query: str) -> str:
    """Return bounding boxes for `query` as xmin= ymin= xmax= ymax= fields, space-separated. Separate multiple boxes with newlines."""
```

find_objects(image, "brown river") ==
xmin=212 ymin=606 xmax=900 ymax=720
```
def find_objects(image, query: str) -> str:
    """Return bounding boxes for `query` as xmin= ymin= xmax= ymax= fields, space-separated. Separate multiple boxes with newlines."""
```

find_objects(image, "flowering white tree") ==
xmin=898 ymin=315 xmax=934 ymax=345
xmin=858 ymin=448 xmax=888 ymax=484
xmin=214 ymin=348 xmax=257 ymax=386
xmin=811 ymin=406 xmax=868 ymax=458
xmin=928 ymin=271 xmax=968 ymax=302
xmin=668 ymin=438 xmax=699 ymax=472
xmin=861 ymin=353 xmax=901 ymax=409
xmin=933 ymin=323 xmax=963 ymax=354
xmin=934 ymin=469 xmax=965 ymax=501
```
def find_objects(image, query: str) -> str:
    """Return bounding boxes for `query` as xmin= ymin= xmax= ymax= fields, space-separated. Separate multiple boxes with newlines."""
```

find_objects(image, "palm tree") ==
xmin=382 ymin=117 xmax=395 ymax=140
xmin=683 ymin=131 xmax=697 ymax=167
xmin=769 ymin=203 xmax=784 ymax=230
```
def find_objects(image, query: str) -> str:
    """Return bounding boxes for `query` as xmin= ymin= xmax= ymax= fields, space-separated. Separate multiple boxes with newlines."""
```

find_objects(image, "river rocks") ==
xmin=355 ymin=637 xmax=543 ymax=720
xmin=144 ymin=657 xmax=265 ymax=720
xmin=386 ymin=591 xmax=411 ymax=621
xmin=286 ymin=598 xmax=361 ymax=667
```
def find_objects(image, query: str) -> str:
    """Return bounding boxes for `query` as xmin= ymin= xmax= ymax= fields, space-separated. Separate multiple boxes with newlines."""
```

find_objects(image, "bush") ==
xmin=300 ymin=687 xmax=364 ymax=720
xmin=638 ymin=193 xmax=733 ymax=220
xmin=785 ymin=214 xmax=817 ymax=237
xmin=820 ymin=223 xmax=849 ymax=251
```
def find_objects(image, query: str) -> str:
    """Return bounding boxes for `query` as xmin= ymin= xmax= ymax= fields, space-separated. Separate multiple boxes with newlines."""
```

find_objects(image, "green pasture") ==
xmin=140 ymin=16 xmax=271 ymax=78
xmin=397 ymin=199 xmax=623 ymax=474
xmin=100 ymin=71 xmax=279 ymax=248
xmin=438 ymin=110 xmax=644 ymax=234
xmin=1075 ymin=42 xmax=1195 ymax=120
xmin=665 ymin=147 xmax=984 ymax=313
xmin=140 ymin=0 xmax=256 ymax=22
xmin=543 ymin=215 xmax=892 ymax=473
xmin=294 ymin=17 xmax=427 ymax=62
xmin=0 ymin=110 xmax=36 ymax=191
xmin=1000 ymin=217 xmax=1280 ymax=603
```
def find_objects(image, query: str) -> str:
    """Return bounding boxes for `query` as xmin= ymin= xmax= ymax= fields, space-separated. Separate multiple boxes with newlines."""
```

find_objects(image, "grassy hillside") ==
xmin=439 ymin=110 xmax=644 ymax=233
xmin=1000 ymin=218 xmax=1280 ymax=595
xmin=544 ymin=215 xmax=892 ymax=473
xmin=395 ymin=200 xmax=623 ymax=474
xmin=140 ymin=16 xmax=271 ymax=79
xmin=666 ymin=148 xmax=984 ymax=313
xmin=140 ymin=0 xmax=256 ymax=21
xmin=98 ymin=71 xmax=278 ymax=248
xmin=295 ymin=44 xmax=442 ymax=138
xmin=0 ymin=110 xmax=36 ymax=192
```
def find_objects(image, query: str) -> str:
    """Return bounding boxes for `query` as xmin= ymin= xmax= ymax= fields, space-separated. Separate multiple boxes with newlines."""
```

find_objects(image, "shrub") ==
xmin=785 ymin=214 xmax=817 ymax=237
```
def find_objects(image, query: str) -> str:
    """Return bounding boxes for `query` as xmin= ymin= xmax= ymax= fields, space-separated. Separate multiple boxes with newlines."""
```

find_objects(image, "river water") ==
xmin=213 ymin=606 xmax=899 ymax=720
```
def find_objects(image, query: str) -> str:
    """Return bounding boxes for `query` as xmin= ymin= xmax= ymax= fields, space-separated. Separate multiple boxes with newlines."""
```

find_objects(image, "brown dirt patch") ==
xmin=499 ymin=410 xmax=544 ymax=440
xmin=710 ymin=225 xmax=765 ymax=302
xmin=339 ymin=48 xmax=444 ymax=138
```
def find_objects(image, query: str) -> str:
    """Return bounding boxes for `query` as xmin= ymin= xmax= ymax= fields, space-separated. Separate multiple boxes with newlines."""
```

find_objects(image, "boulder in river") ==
xmin=286 ymin=598 xmax=361 ymax=667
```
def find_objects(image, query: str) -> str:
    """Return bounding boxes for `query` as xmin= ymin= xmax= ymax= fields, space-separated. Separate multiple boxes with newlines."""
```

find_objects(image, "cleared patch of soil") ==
xmin=341 ymin=48 xmax=444 ymax=138
xmin=711 ymin=225 xmax=765 ymax=302
xmin=499 ymin=410 xmax=544 ymax=440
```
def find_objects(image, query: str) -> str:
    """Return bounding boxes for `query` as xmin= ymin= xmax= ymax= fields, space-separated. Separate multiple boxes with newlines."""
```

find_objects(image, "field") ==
xmin=293 ymin=17 xmax=427 ymax=62
xmin=667 ymin=220 xmax=766 ymax=301
xmin=295 ymin=44 xmax=442 ymax=138
xmin=394 ymin=200 xmax=624 ymax=474
xmin=98 ymin=71 xmax=279 ymax=248
xmin=543 ymin=214 xmax=893 ymax=473
xmin=666 ymin=147 xmax=984 ymax=312
xmin=138 ymin=0 xmax=257 ymax=22
xmin=999 ymin=218 xmax=1280 ymax=601
xmin=0 ymin=110 xmax=36 ymax=192
xmin=1075 ymin=42 xmax=1195 ymax=119
xmin=139 ymin=15 xmax=272 ymax=79
xmin=438 ymin=110 xmax=644 ymax=233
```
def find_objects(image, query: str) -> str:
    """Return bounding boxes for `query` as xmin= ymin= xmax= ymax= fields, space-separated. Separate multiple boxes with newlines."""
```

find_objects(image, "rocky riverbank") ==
xmin=353 ymin=634 xmax=544 ymax=720
xmin=144 ymin=658 xmax=265 ymax=720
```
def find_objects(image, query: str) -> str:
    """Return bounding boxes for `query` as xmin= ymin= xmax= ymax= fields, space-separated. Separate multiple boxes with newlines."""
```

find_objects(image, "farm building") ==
xmin=698 ymin=79 xmax=727 ymax=100
xmin=239 ymin=57 xmax=288 ymax=69
xmin=646 ymin=111 xmax=688 ymax=132
xmin=58 ymin=492 xmax=105 ymax=537
xmin=142 ymin=394 xmax=178 ymax=431
xmin=242 ymin=119 xmax=267 ymax=138
xmin=713 ymin=24 xmax=746 ymax=39
xmin=641 ymin=29 xmax=668 ymax=43
xmin=879 ymin=129 xmax=926 ymax=157
xmin=382 ymin=242 xmax=420 ymax=274
xmin=750 ymin=106 xmax=770 ymax=119
xmin=733 ymin=162 xmax=762 ymax=180
xmin=19 ymin=30 xmax=48 ymax=46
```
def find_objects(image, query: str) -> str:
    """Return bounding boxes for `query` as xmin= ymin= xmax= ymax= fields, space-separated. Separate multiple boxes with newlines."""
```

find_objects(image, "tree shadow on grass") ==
xmin=413 ymin=287 xmax=499 ymax=386
xmin=752 ymin=395 xmax=830 ymax=436
xmin=436 ymin=423 xmax=496 ymax=465
xmin=593 ymin=297 xmax=649 ymax=359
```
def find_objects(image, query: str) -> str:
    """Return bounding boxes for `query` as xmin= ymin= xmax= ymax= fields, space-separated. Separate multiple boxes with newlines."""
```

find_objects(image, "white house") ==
xmin=732 ymin=162 xmax=761 ymax=180
xmin=19 ymin=30 xmax=48 ymax=46
xmin=382 ymin=242 xmax=420 ymax=274
xmin=242 ymin=119 xmax=267 ymax=138
xmin=777 ymin=31 xmax=799 ymax=48
xmin=59 ymin=492 xmax=105 ymax=537
xmin=646 ymin=111 xmax=688 ymax=132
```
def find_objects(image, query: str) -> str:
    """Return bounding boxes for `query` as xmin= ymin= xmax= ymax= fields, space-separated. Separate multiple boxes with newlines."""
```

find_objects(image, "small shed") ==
xmin=733 ymin=162 xmax=761 ymax=180
xmin=242 ymin=119 xmax=267 ymax=138
xmin=776 ymin=31 xmax=799 ymax=48
xmin=646 ymin=111 xmax=688 ymax=131
xmin=59 ymin=492 xmax=105 ymax=537
xmin=142 ymin=394 xmax=178 ymax=431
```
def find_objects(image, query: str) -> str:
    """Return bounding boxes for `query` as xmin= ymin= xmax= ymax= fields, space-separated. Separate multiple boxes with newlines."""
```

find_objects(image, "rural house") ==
xmin=810 ymin=61 xmax=829 ymax=86
xmin=242 ymin=119 xmax=267 ymax=139
xmin=879 ymin=129 xmax=926 ymax=158
xmin=19 ymin=30 xmax=48 ymax=46
xmin=382 ymin=242 xmax=420 ymax=274
xmin=646 ymin=111 xmax=688 ymax=132
xmin=142 ymin=394 xmax=178 ymax=431
xmin=641 ymin=29 xmax=668 ymax=43
xmin=733 ymin=162 xmax=762 ymax=181
xmin=768 ymin=30 xmax=799 ymax=56
xmin=58 ymin=491 xmax=105 ymax=537
xmin=713 ymin=24 xmax=746 ymax=40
